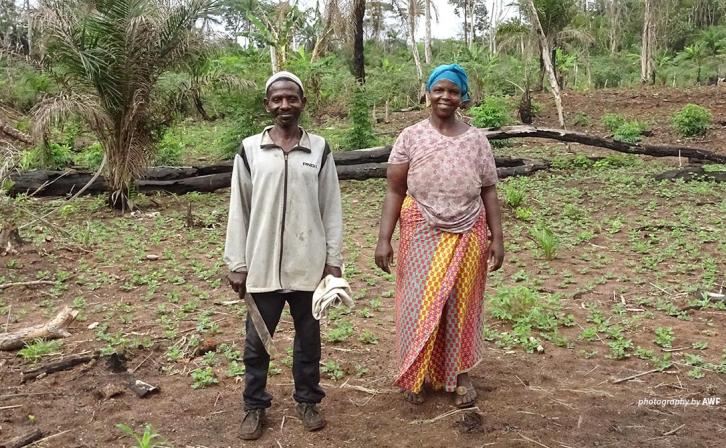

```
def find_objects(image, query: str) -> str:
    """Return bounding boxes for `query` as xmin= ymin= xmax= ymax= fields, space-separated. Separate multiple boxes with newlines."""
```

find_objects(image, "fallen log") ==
xmin=0 ymin=119 xmax=33 ymax=145
xmin=8 ymin=157 xmax=548 ymax=196
xmin=0 ymin=429 xmax=43 ymax=448
xmin=0 ymin=306 xmax=79 ymax=351
xmin=485 ymin=125 xmax=726 ymax=164
xmin=655 ymin=167 xmax=726 ymax=182
xmin=21 ymin=353 xmax=98 ymax=382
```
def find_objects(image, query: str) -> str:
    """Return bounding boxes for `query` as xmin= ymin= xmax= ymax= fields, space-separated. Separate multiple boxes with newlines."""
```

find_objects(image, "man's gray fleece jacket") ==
xmin=224 ymin=127 xmax=343 ymax=293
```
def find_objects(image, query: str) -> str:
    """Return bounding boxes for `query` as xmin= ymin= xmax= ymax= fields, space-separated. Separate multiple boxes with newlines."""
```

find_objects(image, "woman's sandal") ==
xmin=403 ymin=390 xmax=424 ymax=405
xmin=454 ymin=385 xmax=477 ymax=408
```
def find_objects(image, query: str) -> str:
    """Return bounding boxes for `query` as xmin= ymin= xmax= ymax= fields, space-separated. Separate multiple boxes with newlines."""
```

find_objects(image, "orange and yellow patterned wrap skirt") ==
xmin=394 ymin=196 xmax=488 ymax=393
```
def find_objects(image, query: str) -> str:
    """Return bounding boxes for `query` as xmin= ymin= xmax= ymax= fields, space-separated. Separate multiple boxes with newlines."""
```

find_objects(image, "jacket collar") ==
xmin=260 ymin=125 xmax=312 ymax=153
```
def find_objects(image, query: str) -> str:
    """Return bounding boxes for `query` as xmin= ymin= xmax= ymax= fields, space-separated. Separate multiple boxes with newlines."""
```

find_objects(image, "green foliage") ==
xmin=321 ymin=359 xmax=344 ymax=380
xmin=671 ymin=104 xmax=712 ymax=137
xmin=530 ymin=224 xmax=558 ymax=260
xmin=18 ymin=339 xmax=63 ymax=362
xmin=154 ymin=129 xmax=184 ymax=166
xmin=551 ymin=154 xmax=594 ymax=170
xmin=326 ymin=320 xmax=354 ymax=343
xmin=0 ymin=58 xmax=55 ymax=111
xmin=654 ymin=327 xmax=675 ymax=348
xmin=489 ymin=286 xmax=538 ymax=321
xmin=601 ymin=113 xmax=626 ymax=132
xmin=470 ymin=96 xmax=512 ymax=129
xmin=343 ymin=86 xmax=377 ymax=150
xmin=572 ymin=112 xmax=591 ymax=127
xmin=116 ymin=423 xmax=166 ymax=448
xmin=20 ymin=143 xmax=73 ymax=170
xmin=76 ymin=142 xmax=105 ymax=170
xmin=358 ymin=329 xmax=379 ymax=345
xmin=613 ymin=121 xmax=648 ymax=144
xmin=190 ymin=367 xmax=218 ymax=389
xmin=501 ymin=180 xmax=526 ymax=208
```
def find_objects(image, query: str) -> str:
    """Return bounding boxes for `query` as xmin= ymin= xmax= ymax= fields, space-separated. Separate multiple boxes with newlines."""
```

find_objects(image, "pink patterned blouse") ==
xmin=388 ymin=119 xmax=497 ymax=233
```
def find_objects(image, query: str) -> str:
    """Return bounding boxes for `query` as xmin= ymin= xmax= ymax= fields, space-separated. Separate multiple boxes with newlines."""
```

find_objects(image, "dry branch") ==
xmin=0 ymin=118 xmax=33 ymax=145
xmin=484 ymin=125 xmax=726 ymax=163
xmin=0 ymin=306 xmax=79 ymax=351
xmin=21 ymin=353 xmax=98 ymax=382
xmin=0 ymin=280 xmax=55 ymax=290
xmin=0 ymin=429 xmax=43 ymax=448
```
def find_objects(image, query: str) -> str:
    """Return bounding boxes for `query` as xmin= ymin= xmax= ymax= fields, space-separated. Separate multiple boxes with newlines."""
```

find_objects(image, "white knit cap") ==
xmin=265 ymin=71 xmax=305 ymax=95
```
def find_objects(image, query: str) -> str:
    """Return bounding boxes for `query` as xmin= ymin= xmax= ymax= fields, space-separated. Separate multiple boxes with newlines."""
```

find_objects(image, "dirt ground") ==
xmin=1 ymin=87 xmax=725 ymax=448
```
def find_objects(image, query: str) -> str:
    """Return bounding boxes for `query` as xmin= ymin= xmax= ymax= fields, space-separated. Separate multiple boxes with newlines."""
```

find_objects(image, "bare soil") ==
xmin=1 ymin=87 xmax=725 ymax=448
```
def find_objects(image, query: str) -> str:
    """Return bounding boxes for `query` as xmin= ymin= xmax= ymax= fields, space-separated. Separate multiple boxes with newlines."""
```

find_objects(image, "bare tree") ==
xmin=352 ymin=0 xmax=365 ymax=83
xmin=394 ymin=0 xmax=425 ymax=99
xmin=603 ymin=0 xmax=624 ymax=54
xmin=524 ymin=0 xmax=565 ymax=127
xmin=641 ymin=0 xmax=657 ymax=84
xmin=424 ymin=0 xmax=432 ymax=63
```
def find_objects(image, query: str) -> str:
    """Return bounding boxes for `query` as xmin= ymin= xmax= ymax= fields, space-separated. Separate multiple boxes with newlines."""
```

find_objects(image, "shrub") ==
xmin=343 ymin=85 xmax=377 ymax=150
xmin=601 ymin=113 xmax=626 ymax=132
xmin=76 ymin=142 xmax=105 ymax=170
xmin=470 ymin=96 xmax=512 ymax=129
xmin=572 ymin=112 xmax=591 ymax=127
xmin=671 ymin=104 xmax=712 ymax=137
xmin=530 ymin=224 xmax=558 ymax=260
xmin=20 ymin=143 xmax=73 ymax=170
xmin=501 ymin=181 xmax=525 ymax=208
xmin=613 ymin=121 xmax=648 ymax=144
xmin=154 ymin=130 xmax=184 ymax=165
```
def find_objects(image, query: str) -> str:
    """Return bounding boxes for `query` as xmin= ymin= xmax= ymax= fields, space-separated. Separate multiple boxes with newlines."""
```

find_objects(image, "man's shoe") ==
xmin=296 ymin=403 xmax=326 ymax=431
xmin=240 ymin=408 xmax=265 ymax=440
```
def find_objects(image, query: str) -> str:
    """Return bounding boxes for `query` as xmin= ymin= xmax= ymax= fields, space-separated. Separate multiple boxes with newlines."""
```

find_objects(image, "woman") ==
xmin=374 ymin=64 xmax=504 ymax=408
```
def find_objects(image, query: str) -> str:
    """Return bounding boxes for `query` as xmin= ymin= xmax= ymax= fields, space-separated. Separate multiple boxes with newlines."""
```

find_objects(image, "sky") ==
xmin=298 ymin=0 xmax=518 ymax=40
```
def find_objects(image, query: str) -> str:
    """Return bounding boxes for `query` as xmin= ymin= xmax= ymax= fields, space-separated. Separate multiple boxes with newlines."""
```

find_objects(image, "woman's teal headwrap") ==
xmin=426 ymin=64 xmax=470 ymax=103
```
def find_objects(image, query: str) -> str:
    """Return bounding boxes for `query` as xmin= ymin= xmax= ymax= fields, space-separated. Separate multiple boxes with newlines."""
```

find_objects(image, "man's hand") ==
xmin=322 ymin=264 xmax=342 ymax=278
xmin=374 ymin=239 xmax=394 ymax=274
xmin=487 ymin=238 xmax=504 ymax=272
xmin=227 ymin=271 xmax=247 ymax=294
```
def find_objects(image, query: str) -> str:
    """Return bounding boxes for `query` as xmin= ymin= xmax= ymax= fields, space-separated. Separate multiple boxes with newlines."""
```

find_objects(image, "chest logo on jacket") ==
xmin=303 ymin=162 xmax=318 ymax=169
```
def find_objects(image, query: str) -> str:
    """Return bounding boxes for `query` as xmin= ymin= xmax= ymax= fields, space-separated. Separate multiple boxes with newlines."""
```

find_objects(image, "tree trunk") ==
xmin=424 ymin=0 xmax=432 ymax=64
xmin=352 ymin=0 xmax=366 ymax=84
xmin=0 ymin=307 xmax=78 ymax=351
xmin=605 ymin=0 xmax=621 ymax=54
xmin=464 ymin=0 xmax=469 ymax=45
xmin=526 ymin=0 xmax=565 ymax=127
xmin=269 ymin=46 xmax=279 ymax=73
xmin=468 ymin=0 xmax=476 ymax=49
xmin=406 ymin=6 xmax=425 ymax=100
xmin=641 ymin=0 xmax=656 ymax=84
xmin=193 ymin=93 xmax=213 ymax=121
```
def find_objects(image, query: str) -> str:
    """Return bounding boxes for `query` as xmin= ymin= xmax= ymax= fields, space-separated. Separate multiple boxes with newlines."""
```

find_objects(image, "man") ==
xmin=224 ymin=71 xmax=343 ymax=440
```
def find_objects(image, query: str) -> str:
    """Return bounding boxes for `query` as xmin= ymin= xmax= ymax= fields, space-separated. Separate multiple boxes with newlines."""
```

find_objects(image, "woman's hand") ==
xmin=374 ymin=239 xmax=394 ymax=274
xmin=487 ymin=238 xmax=504 ymax=272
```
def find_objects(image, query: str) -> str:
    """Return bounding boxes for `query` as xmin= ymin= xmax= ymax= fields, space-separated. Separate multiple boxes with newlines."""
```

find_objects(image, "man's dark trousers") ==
xmin=243 ymin=290 xmax=325 ymax=409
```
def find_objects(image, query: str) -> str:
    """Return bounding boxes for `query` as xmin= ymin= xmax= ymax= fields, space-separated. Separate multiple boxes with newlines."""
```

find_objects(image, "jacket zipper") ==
xmin=279 ymin=152 xmax=288 ymax=289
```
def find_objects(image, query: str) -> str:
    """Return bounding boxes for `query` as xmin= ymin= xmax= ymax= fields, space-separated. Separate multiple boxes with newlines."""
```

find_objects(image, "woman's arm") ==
xmin=374 ymin=163 xmax=409 ymax=273
xmin=481 ymin=184 xmax=504 ymax=272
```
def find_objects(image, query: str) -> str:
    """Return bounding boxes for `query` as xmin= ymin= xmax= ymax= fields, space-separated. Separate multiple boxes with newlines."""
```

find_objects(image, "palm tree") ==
xmin=679 ymin=42 xmax=708 ymax=84
xmin=31 ymin=0 xmax=214 ymax=210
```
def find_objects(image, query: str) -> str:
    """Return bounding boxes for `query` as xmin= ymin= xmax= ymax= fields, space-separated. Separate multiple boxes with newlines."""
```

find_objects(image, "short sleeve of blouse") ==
xmin=480 ymin=134 xmax=498 ymax=186
xmin=388 ymin=128 xmax=410 ymax=164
